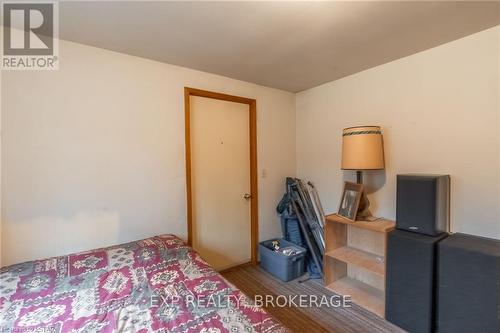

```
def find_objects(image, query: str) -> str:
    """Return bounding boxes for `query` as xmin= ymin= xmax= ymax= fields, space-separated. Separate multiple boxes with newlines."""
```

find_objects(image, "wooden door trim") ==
xmin=184 ymin=87 xmax=258 ymax=266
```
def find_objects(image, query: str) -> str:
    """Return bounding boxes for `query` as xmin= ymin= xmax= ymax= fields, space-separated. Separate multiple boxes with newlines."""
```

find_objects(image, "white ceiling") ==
xmin=59 ymin=1 xmax=500 ymax=92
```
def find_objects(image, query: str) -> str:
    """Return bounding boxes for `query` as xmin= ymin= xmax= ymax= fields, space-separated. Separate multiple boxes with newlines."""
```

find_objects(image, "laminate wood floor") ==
xmin=221 ymin=265 xmax=406 ymax=333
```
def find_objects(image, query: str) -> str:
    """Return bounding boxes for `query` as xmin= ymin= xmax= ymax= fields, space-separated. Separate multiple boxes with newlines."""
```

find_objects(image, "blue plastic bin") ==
xmin=259 ymin=238 xmax=306 ymax=282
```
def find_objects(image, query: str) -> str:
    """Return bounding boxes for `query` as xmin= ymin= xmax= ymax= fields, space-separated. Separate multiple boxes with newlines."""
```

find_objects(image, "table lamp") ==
xmin=341 ymin=126 xmax=385 ymax=219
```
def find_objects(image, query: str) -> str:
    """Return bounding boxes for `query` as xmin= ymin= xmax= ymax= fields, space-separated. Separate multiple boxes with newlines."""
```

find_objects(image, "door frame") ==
xmin=184 ymin=87 xmax=258 ymax=266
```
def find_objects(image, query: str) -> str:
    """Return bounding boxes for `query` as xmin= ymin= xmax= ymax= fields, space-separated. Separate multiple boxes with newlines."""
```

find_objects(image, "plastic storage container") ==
xmin=259 ymin=238 xmax=306 ymax=282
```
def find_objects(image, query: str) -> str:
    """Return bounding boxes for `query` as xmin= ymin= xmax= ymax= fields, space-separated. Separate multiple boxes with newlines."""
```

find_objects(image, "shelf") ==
xmin=325 ymin=246 xmax=384 ymax=275
xmin=326 ymin=276 xmax=384 ymax=317
xmin=325 ymin=214 xmax=395 ymax=233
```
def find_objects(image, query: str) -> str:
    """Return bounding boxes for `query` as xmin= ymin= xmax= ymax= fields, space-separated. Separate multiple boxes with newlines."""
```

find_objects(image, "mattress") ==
xmin=0 ymin=234 xmax=287 ymax=332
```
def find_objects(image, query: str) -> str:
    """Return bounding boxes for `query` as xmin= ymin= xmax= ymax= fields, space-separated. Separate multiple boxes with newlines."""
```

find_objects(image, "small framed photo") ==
xmin=337 ymin=182 xmax=363 ymax=221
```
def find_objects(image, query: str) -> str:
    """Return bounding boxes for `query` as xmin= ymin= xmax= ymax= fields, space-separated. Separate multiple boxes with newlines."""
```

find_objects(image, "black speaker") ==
xmin=396 ymin=174 xmax=450 ymax=236
xmin=437 ymin=233 xmax=500 ymax=333
xmin=385 ymin=229 xmax=448 ymax=333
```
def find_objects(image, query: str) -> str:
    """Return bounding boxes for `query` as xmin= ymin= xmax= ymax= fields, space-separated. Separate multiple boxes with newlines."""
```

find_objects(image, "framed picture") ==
xmin=337 ymin=182 xmax=363 ymax=221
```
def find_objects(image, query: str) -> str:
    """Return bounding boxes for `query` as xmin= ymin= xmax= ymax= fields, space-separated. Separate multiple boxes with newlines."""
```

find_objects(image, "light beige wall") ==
xmin=4 ymin=26 xmax=498 ymax=266
xmin=296 ymin=26 xmax=500 ymax=240
xmin=0 ymin=70 xmax=2 ymax=264
xmin=1 ymin=40 xmax=296 ymax=266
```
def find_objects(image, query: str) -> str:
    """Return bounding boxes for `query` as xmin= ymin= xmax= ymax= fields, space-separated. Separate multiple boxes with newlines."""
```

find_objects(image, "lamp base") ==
xmin=356 ymin=170 xmax=373 ymax=221
xmin=356 ymin=191 xmax=373 ymax=220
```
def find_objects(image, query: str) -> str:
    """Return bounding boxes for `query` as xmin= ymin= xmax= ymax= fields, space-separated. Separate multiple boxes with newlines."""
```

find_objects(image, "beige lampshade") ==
xmin=341 ymin=126 xmax=385 ymax=170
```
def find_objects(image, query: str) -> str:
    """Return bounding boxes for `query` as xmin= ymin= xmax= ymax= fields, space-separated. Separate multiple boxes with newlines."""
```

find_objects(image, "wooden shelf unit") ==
xmin=324 ymin=214 xmax=395 ymax=317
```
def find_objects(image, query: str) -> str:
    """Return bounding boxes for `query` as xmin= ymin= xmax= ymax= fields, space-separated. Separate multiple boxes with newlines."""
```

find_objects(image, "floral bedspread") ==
xmin=0 ymin=235 xmax=286 ymax=333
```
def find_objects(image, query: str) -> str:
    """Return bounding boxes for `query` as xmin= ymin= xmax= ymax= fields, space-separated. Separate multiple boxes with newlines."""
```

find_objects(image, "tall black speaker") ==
xmin=437 ymin=233 xmax=500 ymax=333
xmin=385 ymin=229 xmax=448 ymax=333
xmin=396 ymin=174 xmax=450 ymax=236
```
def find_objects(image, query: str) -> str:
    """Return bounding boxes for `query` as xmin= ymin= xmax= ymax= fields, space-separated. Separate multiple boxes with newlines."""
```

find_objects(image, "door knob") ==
xmin=243 ymin=193 xmax=252 ymax=200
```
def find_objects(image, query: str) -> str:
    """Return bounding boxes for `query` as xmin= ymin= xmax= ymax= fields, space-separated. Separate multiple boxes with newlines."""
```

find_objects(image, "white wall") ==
xmin=1 ymin=40 xmax=296 ymax=266
xmin=297 ymin=26 xmax=500 ymax=240
xmin=3 ymin=26 xmax=499 ymax=266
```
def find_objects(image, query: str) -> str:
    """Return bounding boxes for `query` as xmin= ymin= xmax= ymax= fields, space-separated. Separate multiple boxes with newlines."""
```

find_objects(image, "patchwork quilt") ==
xmin=0 ymin=235 xmax=287 ymax=333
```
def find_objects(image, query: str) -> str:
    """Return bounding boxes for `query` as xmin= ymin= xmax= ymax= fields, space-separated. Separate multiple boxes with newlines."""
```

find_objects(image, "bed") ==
xmin=0 ymin=234 xmax=287 ymax=333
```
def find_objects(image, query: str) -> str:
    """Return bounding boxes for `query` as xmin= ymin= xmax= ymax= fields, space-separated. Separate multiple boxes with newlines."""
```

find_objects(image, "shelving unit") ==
xmin=324 ymin=214 xmax=395 ymax=317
